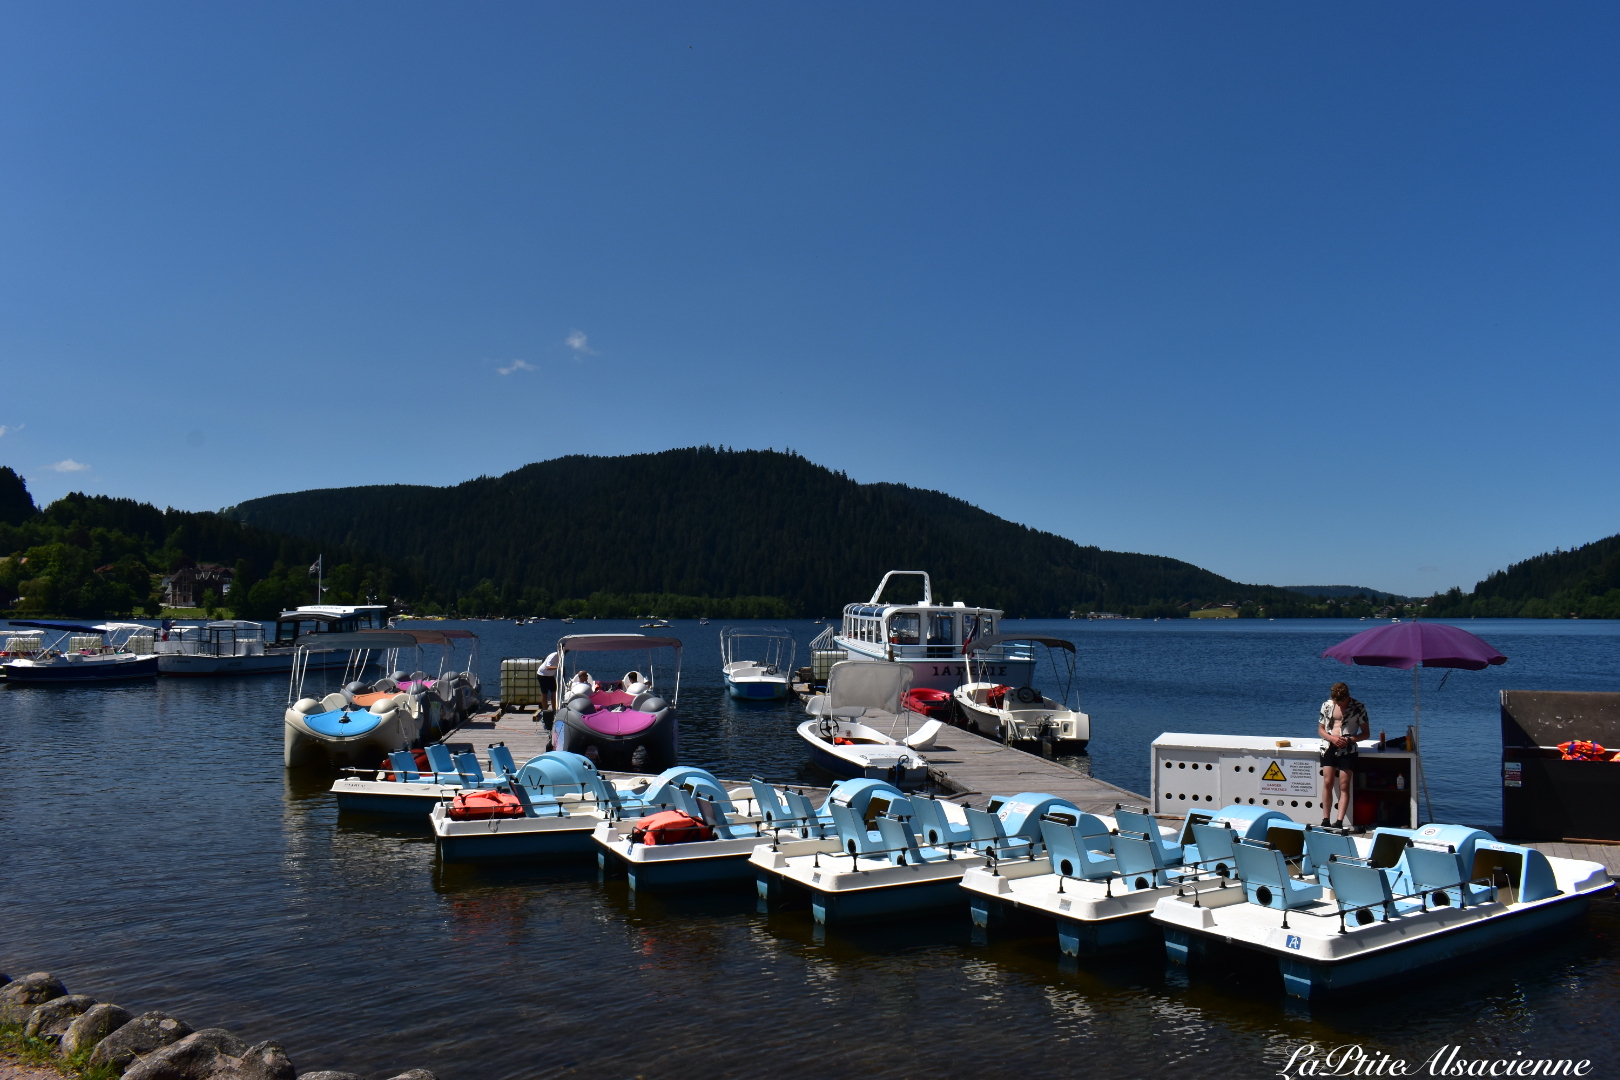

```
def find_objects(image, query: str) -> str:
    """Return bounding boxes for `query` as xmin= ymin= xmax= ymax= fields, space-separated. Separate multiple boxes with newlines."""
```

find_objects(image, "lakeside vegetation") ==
xmin=1423 ymin=534 xmax=1620 ymax=619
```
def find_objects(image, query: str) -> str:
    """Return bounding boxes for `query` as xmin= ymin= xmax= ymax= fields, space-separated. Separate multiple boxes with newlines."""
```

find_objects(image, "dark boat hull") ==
xmin=554 ymin=710 xmax=679 ymax=772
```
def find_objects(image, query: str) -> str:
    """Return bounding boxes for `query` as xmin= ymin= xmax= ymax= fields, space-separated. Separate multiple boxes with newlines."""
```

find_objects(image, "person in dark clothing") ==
xmin=1318 ymin=681 xmax=1369 ymax=830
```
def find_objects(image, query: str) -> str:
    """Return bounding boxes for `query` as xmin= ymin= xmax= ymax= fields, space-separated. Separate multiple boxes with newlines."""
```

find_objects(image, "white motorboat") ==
xmin=1 ymin=621 xmax=158 ymax=683
xmin=154 ymin=620 xmax=298 ymax=676
xmin=720 ymin=625 xmax=795 ymax=700
xmin=799 ymin=661 xmax=940 ymax=788
xmin=282 ymin=627 xmax=481 ymax=767
xmin=952 ymin=634 xmax=1091 ymax=750
xmin=832 ymin=571 xmax=1033 ymax=692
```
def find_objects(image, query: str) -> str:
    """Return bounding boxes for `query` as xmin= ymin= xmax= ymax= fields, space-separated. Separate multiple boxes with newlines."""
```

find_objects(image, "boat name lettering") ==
xmin=930 ymin=664 xmax=1006 ymax=677
xmin=1275 ymin=1042 xmax=1593 ymax=1079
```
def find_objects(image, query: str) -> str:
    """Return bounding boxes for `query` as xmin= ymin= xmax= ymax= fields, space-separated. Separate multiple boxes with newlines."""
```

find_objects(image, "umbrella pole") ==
xmin=1414 ymin=666 xmax=1434 ymax=823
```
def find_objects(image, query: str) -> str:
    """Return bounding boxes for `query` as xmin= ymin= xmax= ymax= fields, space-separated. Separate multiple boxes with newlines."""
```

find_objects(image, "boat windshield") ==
xmin=888 ymin=613 xmax=920 ymax=645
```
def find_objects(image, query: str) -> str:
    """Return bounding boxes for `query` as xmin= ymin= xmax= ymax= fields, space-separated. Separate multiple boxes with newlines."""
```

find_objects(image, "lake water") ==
xmin=2 ymin=618 xmax=1617 ymax=1078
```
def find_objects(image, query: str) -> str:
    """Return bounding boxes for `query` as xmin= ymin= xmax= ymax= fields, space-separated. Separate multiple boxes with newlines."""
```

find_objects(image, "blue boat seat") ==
xmin=826 ymin=801 xmax=885 ymax=856
xmin=1189 ymin=822 xmax=1238 ymax=877
xmin=1264 ymin=822 xmax=1310 ymax=878
xmin=508 ymin=781 xmax=565 ymax=818
xmin=423 ymin=744 xmax=466 ymax=784
xmin=1113 ymin=830 xmax=1179 ymax=890
xmin=1039 ymin=817 xmax=1117 ymax=881
xmin=965 ymin=806 xmax=1033 ymax=859
xmin=488 ymin=743 xmax=519 ymax=781
xmin=908 ymin=796 xmax=972 ymax=848
xmin=386 ymin=751 xmax=438 ymax=785
xmin=586 ymin=771 xmax=654 ymax=817
xmin=1303 ymin=826 xmax=1358 ymax=878
xmin=875 ymin=815 xmax=939 ymax=865
xmin=692 ymin=795 xmax=756 ymax=841
xmin=452 ymin=752 xmax=505 ymax=789
xmin=1232 ymin=839 xmax=1324 ymax=910
xmin=782 ymin=790 xmax=828 ymax=837
xmin=1114 ymin=806 xmax=1183 ymax=866
xmin=1326 ymin=856 xmax=1422 ymax=924
xmin=750 ymin=779 xmax=792 ymax=826
xmin=1404 ymin=843 xmax=1494 ymax=909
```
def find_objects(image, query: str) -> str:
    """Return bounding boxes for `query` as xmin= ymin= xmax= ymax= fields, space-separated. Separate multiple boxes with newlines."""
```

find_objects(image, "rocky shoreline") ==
xmin=1 ymin=970 xmax=434 ymax=1080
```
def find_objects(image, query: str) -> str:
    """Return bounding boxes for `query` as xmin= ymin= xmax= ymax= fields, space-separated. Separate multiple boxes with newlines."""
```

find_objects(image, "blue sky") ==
xmin=2 ymin=3 xmax=1615 ymax=597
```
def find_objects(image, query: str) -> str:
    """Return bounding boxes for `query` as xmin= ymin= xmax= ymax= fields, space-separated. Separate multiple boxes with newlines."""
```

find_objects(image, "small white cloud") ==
xmin=496 ymin=359 xmax=537 ymax=375
xmin=565 ymin=330 xmax=597 ymax=356
xmin=0 ymin=423 xmax=20 ymax=438
xmin=47 ymin=459 xmax=90 ymax=472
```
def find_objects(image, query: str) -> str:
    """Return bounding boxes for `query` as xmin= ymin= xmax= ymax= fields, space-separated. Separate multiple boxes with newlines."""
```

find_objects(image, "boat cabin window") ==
xmin=964 ymin=613 xmax=995 ymax=642
xmin=927 ymin=614 xmax=955 ymax=646
xmin=888 ymin=613 xmax=920 ymax=646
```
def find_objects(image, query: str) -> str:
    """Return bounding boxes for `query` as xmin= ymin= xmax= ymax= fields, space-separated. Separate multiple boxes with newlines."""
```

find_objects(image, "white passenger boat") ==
xmin=154 ymin=620 xmax=286 ymax=676
xmin=1152 ymin=821 xmax=1615 ymax=998
xmin=799 ymin=661 xmax=940 ymax=788
xmin=833 ymin=571 xmax=1032 ymax=692
xmin=952 ymin=634 xmax=1091 ymax=750
xmin=1 ymin=621 xmax=158 ymax=683
xmin=720 ymin=625 xmax=795 ymax=700
xmin=282 ymin=627 xmax=481 ymax=767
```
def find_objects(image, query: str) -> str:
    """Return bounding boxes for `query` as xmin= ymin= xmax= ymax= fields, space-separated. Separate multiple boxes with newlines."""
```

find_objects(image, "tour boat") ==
xmin=720 ymin=625 xmax=795 ymax=700
xmin=798 ymin=661 xmax=940 ymax=788
xmin=282 ymin=628 xmax=481 ymax=767
xmin=550 ymin=634 xmax=681 ymax=771
xmin=832 ymin=571 xmax=1033 ymax=692
xmin=1152 ymin=821 xmax=1616 ymax=998
xmin=961 ymin=803 xmax=1288 ymax=956
xmin=1 ymin=621 xmax=159 ymax=683
xmin=952 ymin=634 xmax=1091 ymax=750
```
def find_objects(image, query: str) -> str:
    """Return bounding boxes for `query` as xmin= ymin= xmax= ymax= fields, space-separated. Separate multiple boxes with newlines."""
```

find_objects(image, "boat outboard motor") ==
xmin=390 ymin=670 xmax=410 ymax=684
xmin=344 ymin=681 xmax=371 ymax=696
xmin=373 ymin=677 xmax=400 ymax=693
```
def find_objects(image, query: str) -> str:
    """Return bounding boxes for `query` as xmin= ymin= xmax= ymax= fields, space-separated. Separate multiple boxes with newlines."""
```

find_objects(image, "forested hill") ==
xmin=229 ymin=447 xmax=1285 ymax=617
xmin=1426 ymin=532 xmax=1620 ymax=619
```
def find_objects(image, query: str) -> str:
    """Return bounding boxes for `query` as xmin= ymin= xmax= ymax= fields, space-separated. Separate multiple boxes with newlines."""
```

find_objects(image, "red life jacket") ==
xmin=379 ymin=747 xmax=433 ymax=782
xmin=447 ymin=790 xmax=525 ymax=820
xmin=629 ymin=810 xmax=713 ymax=845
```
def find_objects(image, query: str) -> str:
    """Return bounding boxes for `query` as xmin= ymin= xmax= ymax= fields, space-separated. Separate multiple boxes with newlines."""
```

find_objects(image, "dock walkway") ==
xmin=443 ymin=705 xmax=1619 ymax=877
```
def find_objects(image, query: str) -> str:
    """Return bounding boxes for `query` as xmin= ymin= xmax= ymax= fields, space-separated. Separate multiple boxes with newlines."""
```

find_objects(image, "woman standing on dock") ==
xmin=1318 ymin=681 xmax=1369 ymax=830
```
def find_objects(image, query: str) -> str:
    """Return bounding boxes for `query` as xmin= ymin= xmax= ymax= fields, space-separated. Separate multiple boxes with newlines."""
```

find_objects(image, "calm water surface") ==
xmin=2 ymin=618 xmax=1617 ymax=1078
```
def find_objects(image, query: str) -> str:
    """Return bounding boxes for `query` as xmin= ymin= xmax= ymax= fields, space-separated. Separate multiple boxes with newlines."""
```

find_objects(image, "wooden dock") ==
xmin=444 ymin=705 xmax=1619 ymax=877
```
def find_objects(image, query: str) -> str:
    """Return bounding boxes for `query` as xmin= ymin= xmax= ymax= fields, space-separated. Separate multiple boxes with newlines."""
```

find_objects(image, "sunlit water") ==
xmin=2 ymin=618 xmax=1617 ymax=1078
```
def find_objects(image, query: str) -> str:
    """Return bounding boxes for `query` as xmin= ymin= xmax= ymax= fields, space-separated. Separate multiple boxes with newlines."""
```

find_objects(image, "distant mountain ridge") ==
xmin=1426 ymin=533 xmax=1620 ymax=619
xmin=1285 ymin=585 xmax=1409 ymax=602
xmin=229 ymin=447 xmax=1289 ymax=617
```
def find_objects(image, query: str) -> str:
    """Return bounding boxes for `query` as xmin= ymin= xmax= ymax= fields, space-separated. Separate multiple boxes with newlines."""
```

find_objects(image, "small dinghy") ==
xmin=330 ymin=742 xmax=523 ymax=817
xmin=952 ymin=634 xmax=1090 ymax=751
xmin=550 ymin=634 xmax=681 ymax=771
xmin=799 ymin=661 xmax=941 ymax=788
xmin=1152 ymin=821 xmax=1615 ymax=999
xmin=961 ymin=803 xmax=1287 ymax=956
xmin=430 ymin=751 xmax=662 ymax=862
xmin=720 ymin=625 xmax=795 ymax=700
xmin=593 ymin=768 xmax=803 ymax=889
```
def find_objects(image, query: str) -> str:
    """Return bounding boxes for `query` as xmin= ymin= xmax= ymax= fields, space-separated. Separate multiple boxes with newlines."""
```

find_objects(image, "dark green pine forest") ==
xmin=229 ymin=447 xmax=1287 ymax=618
xmin=1423 ymin=534 xmax=1620 ymax=619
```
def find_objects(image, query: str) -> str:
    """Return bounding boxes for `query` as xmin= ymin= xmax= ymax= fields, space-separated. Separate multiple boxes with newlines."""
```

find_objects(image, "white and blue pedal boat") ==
xmin=330 ymin=742 xmax=524 ymax=816
xmin=429 ymin=751 xmax=660 ymax=862
xmin=1152 ymin=821 xmax=1614 ymax=999
xmin=961 ymin=803 xmax=1288 ymax=956
xmin=593 ymin=770 xmax=810 ymax=889
xmin=750 ymin=786 xmax=1077 ymax=925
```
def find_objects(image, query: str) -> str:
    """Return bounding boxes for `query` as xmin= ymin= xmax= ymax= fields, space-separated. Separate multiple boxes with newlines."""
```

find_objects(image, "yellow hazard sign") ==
xmin=1261 ymin=760 xmax=1287 ymax=782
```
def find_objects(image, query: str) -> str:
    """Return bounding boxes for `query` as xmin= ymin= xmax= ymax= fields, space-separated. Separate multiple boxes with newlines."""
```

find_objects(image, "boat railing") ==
xmin=864 ymin=642 xmax=1034 ymax=662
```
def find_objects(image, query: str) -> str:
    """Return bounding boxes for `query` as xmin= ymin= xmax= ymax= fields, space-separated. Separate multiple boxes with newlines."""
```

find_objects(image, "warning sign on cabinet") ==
xmin=1259 ymin=758 xmax=1318 ymax=796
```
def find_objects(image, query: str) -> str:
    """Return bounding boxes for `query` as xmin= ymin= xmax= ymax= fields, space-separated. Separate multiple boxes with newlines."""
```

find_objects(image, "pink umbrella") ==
xmin=1322 ymin=621 xmax=1507 ymax=820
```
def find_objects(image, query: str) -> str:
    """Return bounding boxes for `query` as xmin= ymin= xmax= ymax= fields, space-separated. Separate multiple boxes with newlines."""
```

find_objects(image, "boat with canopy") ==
xmin=952 ymin=633 xmax=1091 ymax=751
xmin=720 ymin=625 xmax=795 ymax=700
xmin=1 ymin=621 xmax=158 ymax=683
xmin=550 ymin=634 xmax=681 ymax=771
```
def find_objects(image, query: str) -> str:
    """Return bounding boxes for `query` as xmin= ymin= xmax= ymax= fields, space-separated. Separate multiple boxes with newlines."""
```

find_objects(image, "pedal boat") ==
xmin=751 ymin=785 xmax=1077 ymax=925
xmin=961 ymin=803 xmax=1288 ymax=956
xmin=593 ymin=770 xmax=803 ymax=889
xmin=951 ymin=634 xmax=1089 ymax=751
xmin=1152 ymin=821 xmax=1615 ymax=999
xmin=799 ymin=661 xmax=942 ymax=788
xmin=330 ymin=742 xmax=523 ymax=816
xmin=429 ymin=751 xmax=660 ymax=862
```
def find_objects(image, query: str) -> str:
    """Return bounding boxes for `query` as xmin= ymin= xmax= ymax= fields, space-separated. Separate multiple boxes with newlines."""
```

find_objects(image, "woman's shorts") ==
xmin=1319 ymin=744 xmax=1358 ymax=771
xmin=539 ymin=674 xmax=557 ymax=693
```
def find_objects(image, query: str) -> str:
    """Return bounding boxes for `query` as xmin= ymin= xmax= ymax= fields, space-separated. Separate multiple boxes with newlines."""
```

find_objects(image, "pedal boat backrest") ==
xmin=875 ymin=815 xmax=927 ymax=865
xmin=781 ymin=790 xmax=827 ymax=836
xmin=1303 ymin=826 xmax=1358 ymax=877
xmin=387 ymin=750 xmax=435 ymax=785
xmin=1469 ymin=841 xmax=1562 ymax=905
xmin=1188 ymin=822 xmax=1238 ymax=877
xmin=1039 ymin=816 xmax=1118 ymax=882
xmin=908 ymin=796 xmax=972 ymax=848
xmin=488 ymin=744 xmax=519 ymax=780
xmin=1325 ymin=856 xmax=1419 ymax=926
xmin=965 ymin=806 xmax=1031 ymax=859
xmin=750 ymin=779 xmax=791 ymax=826
xmin=1114 ymin=805 xmax=1183 ymax=866
xmin=424 ymin=743 xmax=461 ymax=781
xmin=1231 ymin=838 xmax=1325 ymax=910
xmin=826 ymin=800 xmax=886 ymax=856
xmin=693 ymin=795 xmax=752 ymax=840
xmin=1264 ymin=821 xmax=1309 ymax=877
xmin=1112 ymin=830 xmax=1177 ymax=890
